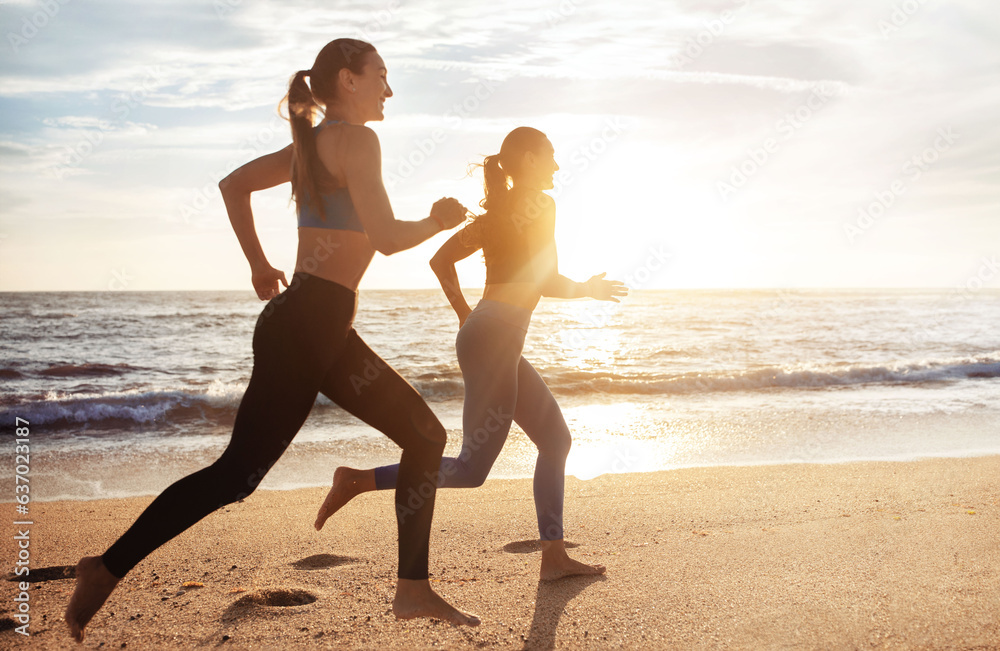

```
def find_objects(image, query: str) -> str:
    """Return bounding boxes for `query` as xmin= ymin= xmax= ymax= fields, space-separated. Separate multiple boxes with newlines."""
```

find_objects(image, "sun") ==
xmin=547 ymin=136 xmax=739 ymax=289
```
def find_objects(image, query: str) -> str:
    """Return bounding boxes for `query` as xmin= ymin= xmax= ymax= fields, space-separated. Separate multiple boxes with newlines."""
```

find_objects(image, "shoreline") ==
xmin=16 ymin=447 xmax=1000 ymax=504
xmin=4 ymin=456 xmax=998 ymax=649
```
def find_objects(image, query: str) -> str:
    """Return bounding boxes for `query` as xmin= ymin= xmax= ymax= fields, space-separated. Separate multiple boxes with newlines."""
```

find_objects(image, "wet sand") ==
xmin=3 ymin=456 xmax=998 ymax=649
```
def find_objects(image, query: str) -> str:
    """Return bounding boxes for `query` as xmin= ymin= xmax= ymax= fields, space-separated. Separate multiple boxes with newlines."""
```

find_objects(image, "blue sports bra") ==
xmin=296 ymin=121 xmax=364 ymax=233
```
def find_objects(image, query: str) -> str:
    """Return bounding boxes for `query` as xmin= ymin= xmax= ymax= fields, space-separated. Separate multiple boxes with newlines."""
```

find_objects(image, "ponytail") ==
xmin=279 ymin=38 xmax=377 ymax=221
xmin=285 ymin=70 xmax=323 ymax=217
xmin=480 ymin=153 xmax=509 ymax=213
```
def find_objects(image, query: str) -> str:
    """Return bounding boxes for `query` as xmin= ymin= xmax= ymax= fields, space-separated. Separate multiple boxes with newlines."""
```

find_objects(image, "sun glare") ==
xmin=547 ymin=303 xmax=624 ymax=369
xmin=561 ymin=403 xmax=663 ymax=480
xmin=548 ymin=136 xmax=743 ymax=289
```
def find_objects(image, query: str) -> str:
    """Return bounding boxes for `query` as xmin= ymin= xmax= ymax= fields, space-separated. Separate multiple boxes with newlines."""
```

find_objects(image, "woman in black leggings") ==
xmin=65 ymin=38 xmax=479 ymax=642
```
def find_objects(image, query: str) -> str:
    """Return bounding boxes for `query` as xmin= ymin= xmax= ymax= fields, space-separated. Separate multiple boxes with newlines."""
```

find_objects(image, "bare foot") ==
xmin=314 ymin=467 xmax=374 ymax=531
xmin=392 ymin=578 xmax=480 ymax=626
xmin=540 ymin=539 xmax=607 ymax=581
xmin=65 ymin=556 xmax=120 ymax=643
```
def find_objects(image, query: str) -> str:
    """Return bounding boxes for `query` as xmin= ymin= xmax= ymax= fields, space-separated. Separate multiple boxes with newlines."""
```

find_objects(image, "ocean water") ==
xmin=2 ymin=289 xmax=999 ymax=501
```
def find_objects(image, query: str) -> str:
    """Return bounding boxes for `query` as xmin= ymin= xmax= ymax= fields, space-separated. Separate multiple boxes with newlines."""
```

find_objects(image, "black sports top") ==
xmin=458 ymin=187 xmax=555 ymax=285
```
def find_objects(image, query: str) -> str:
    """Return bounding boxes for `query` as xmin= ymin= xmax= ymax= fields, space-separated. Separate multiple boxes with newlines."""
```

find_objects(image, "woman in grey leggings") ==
xmin=315 ymin=126 xmax=626 ymax=580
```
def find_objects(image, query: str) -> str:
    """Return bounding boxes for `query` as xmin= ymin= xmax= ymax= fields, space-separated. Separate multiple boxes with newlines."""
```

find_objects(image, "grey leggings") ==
xmin=373 ymin=299 xmax=572 ymax=540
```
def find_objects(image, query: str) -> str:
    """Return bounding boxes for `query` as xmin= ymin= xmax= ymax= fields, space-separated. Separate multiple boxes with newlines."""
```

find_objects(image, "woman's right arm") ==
xmin=430 ymin=227 xmax=482 ymax=326
xmin=219 ymin=145 xmax=293 ymax=300
xmin=339 ymin=126 xmax=466 ymax=254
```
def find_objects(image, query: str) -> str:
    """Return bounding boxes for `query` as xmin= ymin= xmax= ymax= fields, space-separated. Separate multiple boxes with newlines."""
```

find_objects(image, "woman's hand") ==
xmin=251 ymin=265 xmax=289 ymax=301
xmin=584 ymin=272 xmax=628 ymax=302
xmin=430 ymin=197 xmax=469 ymax=230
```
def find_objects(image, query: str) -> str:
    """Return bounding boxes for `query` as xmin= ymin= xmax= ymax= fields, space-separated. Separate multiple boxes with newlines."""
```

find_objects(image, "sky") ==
xmin=0 ymin=0 xmax=997 ymax=292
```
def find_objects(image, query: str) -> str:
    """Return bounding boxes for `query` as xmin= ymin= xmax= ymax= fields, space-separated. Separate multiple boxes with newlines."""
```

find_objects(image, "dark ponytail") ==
xmin=280 ymin=38 xmax=376 ymax=220
xmin=286 ymin=70 xmax=323 ymax=216
xmin=480 ymin=153 xmax=508 ymax=213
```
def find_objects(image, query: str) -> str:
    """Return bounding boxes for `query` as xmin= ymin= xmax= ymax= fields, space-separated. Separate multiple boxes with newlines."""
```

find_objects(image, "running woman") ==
xmin=65 ymin=38 xmax=480 ymax=642
xmin=314 ymin=126 xmax=627 ymax=581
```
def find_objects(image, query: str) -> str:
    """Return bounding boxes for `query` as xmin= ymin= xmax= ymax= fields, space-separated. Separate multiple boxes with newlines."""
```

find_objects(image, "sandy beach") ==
xmin=4 ymin=456 xmax=998 ymax=649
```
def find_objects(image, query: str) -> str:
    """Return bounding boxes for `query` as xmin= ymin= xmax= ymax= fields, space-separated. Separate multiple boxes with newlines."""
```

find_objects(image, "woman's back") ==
xmin=295 ymin=122 xmax=377 ymax=290
xmin=468 ymin=186 xmax=556 ymax=311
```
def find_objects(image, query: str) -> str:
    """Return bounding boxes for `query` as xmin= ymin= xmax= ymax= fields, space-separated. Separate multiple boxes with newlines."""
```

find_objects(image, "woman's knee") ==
xmin=461 ymin=457 xmax=492 ymax=487
xmin=439 ymin=454 xmax=491 ymax=488
xmin=540 ymin=425 xmax=573 ymax=460
xmin=408 ymin=408 xmax=447 ymax=452
xmin=205 ymin=455 xmax=271 ymax=507
xmin=456 ymin=462 xmax=490 ymax=488
xmin=470 ymin=468 xmax=491 ymax=487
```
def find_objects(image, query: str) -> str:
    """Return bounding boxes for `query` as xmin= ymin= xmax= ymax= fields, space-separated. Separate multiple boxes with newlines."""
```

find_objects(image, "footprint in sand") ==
xmin=502 ymin=540 xmax=580 ymax=554
xmin=222 ymin=588 xmax=318 ymax=621
xmin=290 ymin=554 xmax=358 ymax=570
xmin=5 ymin=565 xmax=75 ymax=583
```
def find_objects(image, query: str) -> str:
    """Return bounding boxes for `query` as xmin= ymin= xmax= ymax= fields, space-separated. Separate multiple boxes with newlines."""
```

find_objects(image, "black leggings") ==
xmin=102 ymin=273 xmax=446 ymax=580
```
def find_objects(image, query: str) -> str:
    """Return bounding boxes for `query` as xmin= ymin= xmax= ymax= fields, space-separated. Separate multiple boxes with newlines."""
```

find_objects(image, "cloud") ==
xmin=0 ymin=0 xmax=998 ymax=289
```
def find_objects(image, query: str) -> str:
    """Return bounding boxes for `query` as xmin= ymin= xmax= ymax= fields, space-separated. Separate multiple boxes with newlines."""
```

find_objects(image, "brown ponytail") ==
xmin=480 ymin=153 xmax=508 ymax=213
xmin=286 ymin=70 xmax=322 ymax=216
xmin=280 ymin=38 xmax=376 ymax=219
